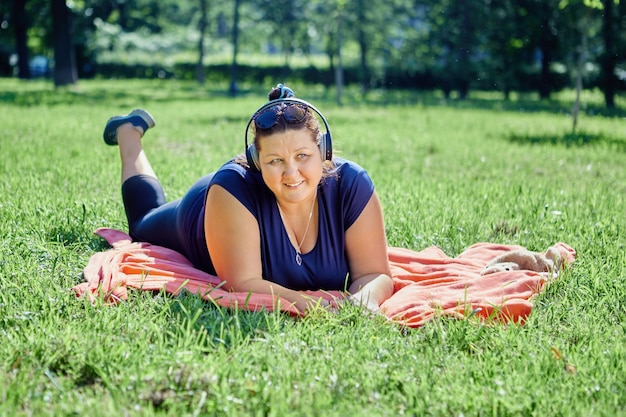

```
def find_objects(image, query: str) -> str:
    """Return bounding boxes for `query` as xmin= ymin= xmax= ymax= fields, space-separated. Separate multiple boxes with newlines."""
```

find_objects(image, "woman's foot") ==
xmin=103 ymin=109 xmax=156 ymax=145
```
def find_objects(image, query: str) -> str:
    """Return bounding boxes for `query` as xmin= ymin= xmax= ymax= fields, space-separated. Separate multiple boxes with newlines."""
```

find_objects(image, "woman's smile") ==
xmin=258 ymin=129 xmax=323 ymax=207
xmin=284 ymin=180 xmax=304 ymax=188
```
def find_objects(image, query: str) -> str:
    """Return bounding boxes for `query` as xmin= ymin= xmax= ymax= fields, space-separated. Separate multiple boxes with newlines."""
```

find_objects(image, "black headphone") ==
xmin=244 ymin=95 xmax=333 ymax=172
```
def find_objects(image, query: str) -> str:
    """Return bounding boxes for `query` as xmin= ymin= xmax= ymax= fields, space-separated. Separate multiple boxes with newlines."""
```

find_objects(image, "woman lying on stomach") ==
xmin=102 ymin=84 xmax=393 ymax=314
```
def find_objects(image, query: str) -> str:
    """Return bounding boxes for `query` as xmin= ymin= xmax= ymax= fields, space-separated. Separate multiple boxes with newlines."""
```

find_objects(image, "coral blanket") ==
xmin=73 ymin=228 xmax=576 ymax=327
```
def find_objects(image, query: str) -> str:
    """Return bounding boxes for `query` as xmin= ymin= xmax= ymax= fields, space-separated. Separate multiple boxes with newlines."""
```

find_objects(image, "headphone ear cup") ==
xmin=246 ymin=145 xmax=260 ymax=171
xmin=319 ymin=133 xmax=332 ymax=161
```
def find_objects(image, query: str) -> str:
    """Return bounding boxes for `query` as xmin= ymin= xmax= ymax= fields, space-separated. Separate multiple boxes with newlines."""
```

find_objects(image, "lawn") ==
xmin=0 ymin=78 xmax=625 ymax=416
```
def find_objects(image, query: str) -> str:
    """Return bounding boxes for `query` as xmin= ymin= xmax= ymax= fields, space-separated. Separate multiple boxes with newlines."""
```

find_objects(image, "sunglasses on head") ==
xmin=253 ymin=103 xmax=308 ymax=130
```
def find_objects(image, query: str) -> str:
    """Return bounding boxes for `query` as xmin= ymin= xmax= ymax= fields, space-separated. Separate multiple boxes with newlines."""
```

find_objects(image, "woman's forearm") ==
xmin=227 ymin=278 xmax=329 ymax=313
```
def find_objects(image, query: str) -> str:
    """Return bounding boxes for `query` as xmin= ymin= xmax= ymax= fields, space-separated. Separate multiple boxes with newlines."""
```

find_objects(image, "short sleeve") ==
xmin=325 ymin=159 xmax=375 ymax=230
xmin=208 ymin=161 xmax=267 ymax=216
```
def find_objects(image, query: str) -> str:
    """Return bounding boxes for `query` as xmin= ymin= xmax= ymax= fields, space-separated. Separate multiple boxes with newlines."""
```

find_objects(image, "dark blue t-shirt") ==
xmin=184 ymin=158 xmax=374 ymax=291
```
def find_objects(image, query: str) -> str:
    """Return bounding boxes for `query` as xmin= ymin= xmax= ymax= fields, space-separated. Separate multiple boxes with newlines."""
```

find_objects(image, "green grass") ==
xmin=0 ymin=78 xmax=625 ymax=416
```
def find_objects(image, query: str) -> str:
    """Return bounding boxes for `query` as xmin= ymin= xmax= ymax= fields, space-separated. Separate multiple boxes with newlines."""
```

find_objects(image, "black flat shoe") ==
xmin=103 ymin=109 xmax=156 ymax=145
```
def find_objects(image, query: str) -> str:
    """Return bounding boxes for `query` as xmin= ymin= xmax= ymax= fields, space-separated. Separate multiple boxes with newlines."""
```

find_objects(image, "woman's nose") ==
xmin=283 ymin=160 xmax=298 ymax=177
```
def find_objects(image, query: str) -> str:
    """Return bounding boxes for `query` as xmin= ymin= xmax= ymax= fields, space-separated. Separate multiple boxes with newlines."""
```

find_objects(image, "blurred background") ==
xmin=1 ymin=0 xmax=624 ymax=107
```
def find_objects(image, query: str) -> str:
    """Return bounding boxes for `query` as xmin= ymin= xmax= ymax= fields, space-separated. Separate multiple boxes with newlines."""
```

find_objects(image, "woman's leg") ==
xmin=103 ymin=108 xmax=157 ymax=182
xmin=104 ymin=111 xmax=182 ymax=250
xmin=104 ymin=110 xmax=163 ymax=230
xmin=124 ymin=186 xmax=187 ymax=255
xmin=117 ymin=124 xmax=157 ymax=183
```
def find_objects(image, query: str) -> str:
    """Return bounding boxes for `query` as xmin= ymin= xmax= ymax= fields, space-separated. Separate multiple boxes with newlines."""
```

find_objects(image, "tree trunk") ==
xmin=335 ymin=13 xmax=344 ymax=106
xmin=518 ymin=0 xmax=556 ymax=100
xmin=537 ymin=3 xmax=555 ymax=100
xmin=600 ymin=0 xmax=617 ymax=109
xmin=229 ymin=0 xmax=240 ymax=96
xmin=51 ymin=0 xmax=77 ymax=87
xmin=457 ymin=1 xmax=472 ymax=100
xmin=326 ymin=48 xmax=335 ymax=89
xmin=14 ymin=0 xmax=31 ymax=79
xmin=356 ymin=0 xmax=370 ymax=92
xmin=196 ymin=0 xmax=208 ymax=85
xmin=117 ymin=2 xmax=128 ymax=30
xmin=572 ymin=18 xmax=588 ymax=134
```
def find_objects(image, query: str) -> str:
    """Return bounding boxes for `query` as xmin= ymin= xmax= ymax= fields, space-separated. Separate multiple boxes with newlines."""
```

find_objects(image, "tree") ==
xmin=517 ymin=0 xmax=563 ymax=100
xmin=419 ymin=0 xmax=483 ymax=99
xmin=346 ymin=0 xmax=399 ymax=91
xmin=256 ymin=0 xmax=308 ymax=74
xmin=327 ymin=0 xmax=347 ymax=105
xmin=229 ymin=0 xmax=241 ymax=96
xmin=383 ymin=1 xmax=435 ymax=89
xmin=481 ymin=1 xmax=528 ymax=99
xmin=309 ymin=0 xmax=346 ymax=101
xmin=560 ymin=0 xmax=620 ymax=130
xmin=334 ymin=1 xmax=345 ymax=105
xmin=14 ymin=0 xmax=30 ymax=79
xmin=4 ymin=0 xmax=622 ymax=102
xmin=51 ymin=0 xmax=77 ymax=86
xmin=353 ymin=0 xmax=370 ymax=90
xmin=598 ymin=0 xmax=620 ymax=108
xmin=560 ymin=0 xmax=597 ymax=132
xmin=196 ymin=0 xmax=208 ymax=84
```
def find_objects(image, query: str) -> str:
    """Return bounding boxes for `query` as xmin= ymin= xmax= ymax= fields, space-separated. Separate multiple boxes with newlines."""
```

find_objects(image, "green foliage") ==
xmin=0 ymin=79 xmax=625 ymax=416
xmin=3 ymin=0 xmax=626 ymax=99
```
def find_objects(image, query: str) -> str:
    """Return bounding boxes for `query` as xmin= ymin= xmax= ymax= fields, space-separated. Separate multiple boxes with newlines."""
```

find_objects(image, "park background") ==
xmin=1 ymin=0 xmax=626 ymax=107
xmin=1 ymin=1 xmax=626 ymax=416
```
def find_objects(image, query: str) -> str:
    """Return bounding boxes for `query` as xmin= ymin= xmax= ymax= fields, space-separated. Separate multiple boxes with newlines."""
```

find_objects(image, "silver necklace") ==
xmin=276 ymin=192 xmax=317 ymax=266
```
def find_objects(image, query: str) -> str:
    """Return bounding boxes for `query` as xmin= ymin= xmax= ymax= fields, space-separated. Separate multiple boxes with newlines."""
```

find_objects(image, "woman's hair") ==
xmin=235 ymin=85 xmax=336 ymax=177
xmin=251 ymin=86 xmax=320 ymax=143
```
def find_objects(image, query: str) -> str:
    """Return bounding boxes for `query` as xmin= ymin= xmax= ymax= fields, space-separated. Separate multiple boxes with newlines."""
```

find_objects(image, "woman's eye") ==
xmin=297 ymin=154 xmax=310 ymax=160
xmin=269 ymin=159 xmax=282 ymax=165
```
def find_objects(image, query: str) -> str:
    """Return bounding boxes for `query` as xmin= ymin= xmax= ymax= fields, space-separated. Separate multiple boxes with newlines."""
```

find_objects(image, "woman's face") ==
xmin=257 ymin=129 xmax=323 ymax=206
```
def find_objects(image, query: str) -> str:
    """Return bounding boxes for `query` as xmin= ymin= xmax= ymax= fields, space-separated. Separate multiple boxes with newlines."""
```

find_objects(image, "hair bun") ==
xmin=268 ymin=83 xmax=295 ymax=101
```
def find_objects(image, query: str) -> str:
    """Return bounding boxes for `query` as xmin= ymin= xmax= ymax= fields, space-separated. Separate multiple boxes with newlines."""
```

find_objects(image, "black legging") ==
xmin=121 ymin=174 xmax=213 ymax=270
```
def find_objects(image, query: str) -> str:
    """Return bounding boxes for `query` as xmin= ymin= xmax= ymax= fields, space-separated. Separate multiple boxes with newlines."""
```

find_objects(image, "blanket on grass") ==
xmin=73 ymin=228 xmax=576 ymax=327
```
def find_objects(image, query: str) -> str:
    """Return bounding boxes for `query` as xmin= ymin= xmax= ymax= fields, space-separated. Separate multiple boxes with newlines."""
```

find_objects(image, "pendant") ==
xmin=295 ymin=252 xmax=302 ymax=266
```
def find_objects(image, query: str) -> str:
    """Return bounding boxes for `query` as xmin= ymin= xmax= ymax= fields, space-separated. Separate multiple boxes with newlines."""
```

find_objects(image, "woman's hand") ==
xmin=347 ymin=273 xmax=394 ymax=314
xmin=347 ymin=293 xmax=381 ymax=313
xmin=296 ymin=294 xmax=337 ymax=314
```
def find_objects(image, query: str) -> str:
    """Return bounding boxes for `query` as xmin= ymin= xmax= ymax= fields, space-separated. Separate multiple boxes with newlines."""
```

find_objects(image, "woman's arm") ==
xmin=344 ymin=192 xmax=394 ymax=312
xmin=204 ymin=185 xmax=329 ymax=313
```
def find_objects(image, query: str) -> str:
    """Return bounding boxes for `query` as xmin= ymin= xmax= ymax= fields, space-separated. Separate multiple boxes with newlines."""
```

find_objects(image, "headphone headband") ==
xmin=244 ymin=97 xmax=333 ymax=171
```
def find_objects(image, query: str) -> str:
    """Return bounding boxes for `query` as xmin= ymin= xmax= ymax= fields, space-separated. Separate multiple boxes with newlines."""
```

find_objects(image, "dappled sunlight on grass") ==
xmin=1 ymin=78 xmax=625 ymax=416
xmin=508 ymin=131 xmax=626 ymax=151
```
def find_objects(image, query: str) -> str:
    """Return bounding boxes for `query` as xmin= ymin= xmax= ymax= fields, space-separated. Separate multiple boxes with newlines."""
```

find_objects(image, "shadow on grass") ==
xmin=507 ymin=131 xmax=626 ymax=152
xmin=420 ymin=96 xmax=626 ymax=119
xmin=168 ymin=291 xmax=289 ymax=350
xmin=323 ymin=87 xmax=626 ymax=118
xmin=2 ymin=79 xmax=625 ymax=119
xmin=46 ymin=224 xmax=112 ymax=252
xmin=0 ymin=81 xmax=258 ymax=108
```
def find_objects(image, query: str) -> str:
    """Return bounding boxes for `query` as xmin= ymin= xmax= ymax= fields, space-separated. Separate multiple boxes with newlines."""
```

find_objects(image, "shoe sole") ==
xmin=103 ymin=109 xmax=156 ymax=146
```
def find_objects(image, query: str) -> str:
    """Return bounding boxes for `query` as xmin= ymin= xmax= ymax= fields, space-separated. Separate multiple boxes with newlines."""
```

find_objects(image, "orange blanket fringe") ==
xmin=73 ymin=228 xmax=575 ymax=327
